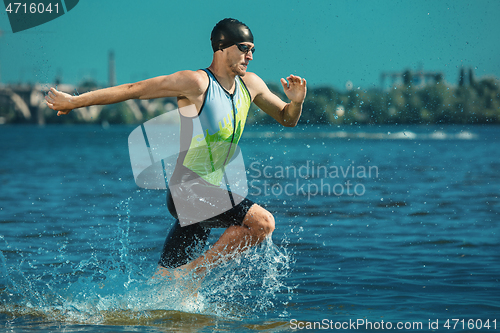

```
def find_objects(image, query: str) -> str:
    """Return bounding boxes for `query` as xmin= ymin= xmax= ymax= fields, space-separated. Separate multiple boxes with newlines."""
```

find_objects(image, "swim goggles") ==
xmin=236 ymin=43 xmax=255 ymax=54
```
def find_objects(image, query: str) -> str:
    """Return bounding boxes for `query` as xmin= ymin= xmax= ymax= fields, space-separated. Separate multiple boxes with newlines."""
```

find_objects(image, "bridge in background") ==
xmin=0 ymin=83 xmax=176 ymax=125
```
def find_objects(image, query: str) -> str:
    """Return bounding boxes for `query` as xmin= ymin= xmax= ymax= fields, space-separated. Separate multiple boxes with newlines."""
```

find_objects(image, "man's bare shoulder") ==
xmin=241 ymin=71 xmax=264 ymax=85
xmin=164 ymin=69 xmax=209 ymax=97
xmin=241 ymin=72 xmax=267 ymax=98
xmin=175 ymin=69 xmax=208 ymax=87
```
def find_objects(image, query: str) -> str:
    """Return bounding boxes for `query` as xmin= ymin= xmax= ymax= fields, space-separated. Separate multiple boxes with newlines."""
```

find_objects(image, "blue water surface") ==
xmin=1 ymin=124 xmax=499 ymax=332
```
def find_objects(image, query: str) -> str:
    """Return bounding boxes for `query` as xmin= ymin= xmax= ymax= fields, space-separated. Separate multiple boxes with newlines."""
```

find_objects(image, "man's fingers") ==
xmin=48 ymin=87 xmax=60 ymax=100
xmin=45 ymin=87 xmax=65 ymax=112
xmin=286 ymin=75 xmax=305 ymax=85
xmin=282 ymin=75 xmax=307 ymax=94
xmin=281 ymin=78 xmax=288 ymax=89
xmin=45 ymin=88 xmax=56 ymax=103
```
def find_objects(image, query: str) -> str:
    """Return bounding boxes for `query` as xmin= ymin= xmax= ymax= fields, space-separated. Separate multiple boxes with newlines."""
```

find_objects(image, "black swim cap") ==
xmin=211 ymin=18 xmax=254 ymax=52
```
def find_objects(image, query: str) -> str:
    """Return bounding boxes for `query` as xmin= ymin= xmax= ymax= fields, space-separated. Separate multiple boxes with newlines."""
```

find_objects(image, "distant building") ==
xmin=109 ymin=50 xmax=116 ymax=87
xmin=380 ymin=69 xmax=444 ymax=90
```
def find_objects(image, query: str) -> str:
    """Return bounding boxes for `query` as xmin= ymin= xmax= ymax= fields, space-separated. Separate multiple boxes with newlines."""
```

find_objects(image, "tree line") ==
xmin=249 ymin=69 xmax=500 ymax=125
xmin=1 ymin=69 xmax=499 ymax=125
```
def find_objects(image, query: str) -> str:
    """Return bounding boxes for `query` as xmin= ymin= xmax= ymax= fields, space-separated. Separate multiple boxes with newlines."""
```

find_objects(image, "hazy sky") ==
xmin=1 ymin=0 xmax=499 ymax=90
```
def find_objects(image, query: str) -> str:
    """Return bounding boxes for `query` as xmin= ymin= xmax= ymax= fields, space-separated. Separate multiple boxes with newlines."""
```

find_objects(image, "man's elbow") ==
xmin=282 ymin=119 xmax=299 ymax=127
xmin=125 ymin=82 xmax=144 ymax=99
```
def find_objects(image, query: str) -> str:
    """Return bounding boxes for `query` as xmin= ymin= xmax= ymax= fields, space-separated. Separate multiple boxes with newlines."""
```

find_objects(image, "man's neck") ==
xmin=207 ymin=63 xmax=236 ymax=93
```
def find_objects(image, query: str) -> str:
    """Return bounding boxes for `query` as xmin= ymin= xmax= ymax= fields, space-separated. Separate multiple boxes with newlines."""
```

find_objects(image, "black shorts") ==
xmin=158 ymin=166 xmax=254 ymax=268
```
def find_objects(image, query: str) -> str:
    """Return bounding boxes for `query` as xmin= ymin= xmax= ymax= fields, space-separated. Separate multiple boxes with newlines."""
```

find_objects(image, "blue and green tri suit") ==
xmin=182 ymin=68 xmax=251 ymax=185
xmin=159 ymin=68 xmax=255 ymax=268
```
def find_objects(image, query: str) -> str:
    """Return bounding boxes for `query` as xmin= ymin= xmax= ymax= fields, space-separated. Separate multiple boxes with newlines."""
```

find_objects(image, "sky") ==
xmin=1 ymin=0 xmax=499 ymax=90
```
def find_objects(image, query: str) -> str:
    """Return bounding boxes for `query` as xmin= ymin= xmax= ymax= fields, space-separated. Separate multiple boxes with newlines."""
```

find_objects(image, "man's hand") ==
xmin=45 ymin=88 xmax=76 ymax=116
xmin=280 ymin=75 xmax=307 ymax=104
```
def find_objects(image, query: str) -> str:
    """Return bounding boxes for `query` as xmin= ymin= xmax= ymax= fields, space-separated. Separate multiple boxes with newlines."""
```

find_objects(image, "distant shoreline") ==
xmin=1 ymin=70 xmax=499 ymax=125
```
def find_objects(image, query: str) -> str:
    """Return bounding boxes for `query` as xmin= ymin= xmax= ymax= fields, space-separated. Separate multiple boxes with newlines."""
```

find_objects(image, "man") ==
xmin=45 ymin=18 xmax=306 ymax=279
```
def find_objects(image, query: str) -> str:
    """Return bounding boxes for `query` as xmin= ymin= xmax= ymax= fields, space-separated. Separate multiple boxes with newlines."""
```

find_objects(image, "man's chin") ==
xmin=239 ymin=66 xmax=248 ymax=76
xmin=231 ymin=64 xmax=248 ymax=76
xmin=233 ymin=69 xmax=247 ymax=77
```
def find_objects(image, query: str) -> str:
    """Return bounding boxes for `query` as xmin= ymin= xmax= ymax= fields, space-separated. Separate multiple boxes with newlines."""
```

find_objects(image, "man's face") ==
xmin=226 ymin=42 xmax=254 ymax=76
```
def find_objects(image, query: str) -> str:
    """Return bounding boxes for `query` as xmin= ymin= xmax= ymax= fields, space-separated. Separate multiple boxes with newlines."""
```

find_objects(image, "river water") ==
xmin=1 ymin=124 xmax=499 ymax=332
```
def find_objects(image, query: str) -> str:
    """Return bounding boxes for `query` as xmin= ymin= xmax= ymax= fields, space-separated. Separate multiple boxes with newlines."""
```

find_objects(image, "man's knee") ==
xmin=261 ymin=210 xmax=275 ymax=235
xmin=243 ymin=205 xmax=275 ymax=237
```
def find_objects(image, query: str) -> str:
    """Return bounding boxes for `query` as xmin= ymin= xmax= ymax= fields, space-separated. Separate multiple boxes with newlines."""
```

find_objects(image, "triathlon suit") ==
xmin=158 ymin=68 xmax=255 ymax=268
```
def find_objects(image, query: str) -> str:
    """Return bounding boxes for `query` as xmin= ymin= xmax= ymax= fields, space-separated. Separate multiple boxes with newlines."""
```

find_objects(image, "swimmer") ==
xmin=46 ymin=18 xmax=307 ymax=281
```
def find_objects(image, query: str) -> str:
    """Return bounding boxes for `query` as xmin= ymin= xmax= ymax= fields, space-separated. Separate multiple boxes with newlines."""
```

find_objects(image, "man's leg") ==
xmin=179 ymin=204 xmax=275 ymax=276
xmin=154 ymin=220 xmax=211 ymax=279
xmin=158 ymin=220 xmax=211 ymax=268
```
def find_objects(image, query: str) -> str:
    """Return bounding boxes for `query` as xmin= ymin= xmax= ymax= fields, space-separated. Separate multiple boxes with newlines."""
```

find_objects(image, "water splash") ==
xmin=0 ymin=196 xmax=294 ymax=327
xmin=201 ymin=236 xmax=294 ymax=318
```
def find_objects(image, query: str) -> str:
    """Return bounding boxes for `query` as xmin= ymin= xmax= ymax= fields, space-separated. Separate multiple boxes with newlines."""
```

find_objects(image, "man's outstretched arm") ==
xmin=45 ymin=70 xmax=205 ymax=115
xmin=243 ymin=73 xmax=307 ymax=127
